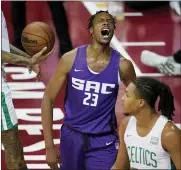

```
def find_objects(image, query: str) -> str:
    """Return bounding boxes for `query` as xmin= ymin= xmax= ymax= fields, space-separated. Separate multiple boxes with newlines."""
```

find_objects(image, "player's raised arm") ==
xmin=41 ymin=48 xmax=76 ymax=169
xmin=119 ymin=58 xmax=136 ymax=87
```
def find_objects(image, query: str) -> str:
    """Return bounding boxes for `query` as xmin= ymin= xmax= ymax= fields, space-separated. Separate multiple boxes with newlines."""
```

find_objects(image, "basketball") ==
xmin=21 ymin=22 xmax=55 ymax=56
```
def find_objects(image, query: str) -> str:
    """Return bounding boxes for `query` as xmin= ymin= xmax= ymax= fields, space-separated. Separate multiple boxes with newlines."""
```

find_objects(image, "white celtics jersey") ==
xmin=124 ymin=115 xmax=176 ymax=170
xmin=1 ymin=11 xmax=10 ymax=85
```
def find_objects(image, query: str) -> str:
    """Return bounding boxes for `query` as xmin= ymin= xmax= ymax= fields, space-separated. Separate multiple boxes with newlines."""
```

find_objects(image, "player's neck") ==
xmin=134 ymin=108 xmax=158 ymax=128
xmin=90 ymin=41 xmax=111 ymax=56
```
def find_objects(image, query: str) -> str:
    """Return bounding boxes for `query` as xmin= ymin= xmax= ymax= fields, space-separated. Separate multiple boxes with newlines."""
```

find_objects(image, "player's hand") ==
xmin=30 ymin=47 xmax=47 ymax=65
xmin=46 ymin=146 xmax=60 ymax=170
xmin=31 ymin=46 xmax=54 ymax=64
xmin=38 ymin=46 xmax=54 ymax=62
xmin=28 ymin=64 xmax=41 ymax=81
xmin=30 ymin=46 xmax=54 ymax=65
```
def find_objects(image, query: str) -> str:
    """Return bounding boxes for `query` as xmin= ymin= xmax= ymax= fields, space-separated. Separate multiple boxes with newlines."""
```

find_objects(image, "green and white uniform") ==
xmin=1 ymin=11 xmax=18 ymax=131
xmin=124 ymin=115 xmax=176 ymax=170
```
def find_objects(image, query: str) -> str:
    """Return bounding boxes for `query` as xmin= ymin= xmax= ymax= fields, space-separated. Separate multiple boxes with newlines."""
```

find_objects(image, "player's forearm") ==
xmin=10 ymin=44 xmax=31 ymax=58
xmin=2 ymin=50 xmax=32 ymax=65
xmin=41 ymin=94 xmax=54 ymax=148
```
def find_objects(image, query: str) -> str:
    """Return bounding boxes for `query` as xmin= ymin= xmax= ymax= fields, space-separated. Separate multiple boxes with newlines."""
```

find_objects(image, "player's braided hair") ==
xmin=133 ymin=77 xmax=175 ymax=120
xmin=87 ymin=10 xmax=116 ymax=30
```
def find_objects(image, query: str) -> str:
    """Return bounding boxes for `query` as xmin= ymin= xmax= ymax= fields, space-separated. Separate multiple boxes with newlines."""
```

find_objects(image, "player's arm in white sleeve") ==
xmin=162 ymin=122 xmax=181 ymax=169
xmin=119 ymin=58 xmax=136 ymax=87
xmin=111 ymin=117 xmax=131 ymax=170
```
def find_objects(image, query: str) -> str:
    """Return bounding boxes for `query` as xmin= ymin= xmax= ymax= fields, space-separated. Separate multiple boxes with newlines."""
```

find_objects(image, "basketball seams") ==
xmin=22 ymin=32 xmax=48 ymax=43
xmin=25 ymin=47 xmax=34 ymax=55
xmin=22 ymin=41 xmax=51 ymax=47
xmin=35 ymin=23 xmax=51 ymax=43
xmin=21 ymin=22 xmax=55 ymax=55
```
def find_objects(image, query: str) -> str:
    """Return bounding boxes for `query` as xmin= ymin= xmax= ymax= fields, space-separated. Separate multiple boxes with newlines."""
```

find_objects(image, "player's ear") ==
xmin=89 ymin=28 xmax=93 ymax=35
xmin=139 ymin=99 xmax=145 ymax=108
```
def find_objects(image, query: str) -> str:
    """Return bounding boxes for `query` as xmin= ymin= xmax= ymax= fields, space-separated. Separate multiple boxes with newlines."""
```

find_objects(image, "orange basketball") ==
xmin=21 ymin=22 xmax=55 ymax=56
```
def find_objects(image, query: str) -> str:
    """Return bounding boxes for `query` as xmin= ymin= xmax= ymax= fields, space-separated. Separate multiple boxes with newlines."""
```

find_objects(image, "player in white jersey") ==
xmin=1 ymin=11 xmax=53 ymax=169
xmin=112 ymin=77 xmax=181 ymax=170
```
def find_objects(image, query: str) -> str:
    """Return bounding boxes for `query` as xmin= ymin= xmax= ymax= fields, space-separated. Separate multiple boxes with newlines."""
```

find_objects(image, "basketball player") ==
xmin=41 ymin=10 xmax=136 ymax=170
xmin=1 ymin=11 xmax=53 ymax=170
xmin=112 ymin=77 xmax=181 ymax=169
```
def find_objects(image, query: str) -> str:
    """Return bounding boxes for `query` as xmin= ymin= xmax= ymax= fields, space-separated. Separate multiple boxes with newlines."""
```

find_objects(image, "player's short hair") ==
xmin=87 ymin=10 xmax=116 ymax=30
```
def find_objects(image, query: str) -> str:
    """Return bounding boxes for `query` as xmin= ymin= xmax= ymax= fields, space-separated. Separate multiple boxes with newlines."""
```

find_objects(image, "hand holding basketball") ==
xmin=30 ymin=46 xmax=54 ymax=64
xmin=29 ymin=47 xmax=47 ymax=65
xmin=21 ymin=22 xmax=55 ymax=56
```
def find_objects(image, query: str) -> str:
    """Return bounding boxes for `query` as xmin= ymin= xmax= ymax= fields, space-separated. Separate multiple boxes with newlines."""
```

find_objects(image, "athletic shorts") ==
xmin=60 ymin=124 xmax=119 ymax=170
xmin=1 ymin=82 xmax=18 ymax=131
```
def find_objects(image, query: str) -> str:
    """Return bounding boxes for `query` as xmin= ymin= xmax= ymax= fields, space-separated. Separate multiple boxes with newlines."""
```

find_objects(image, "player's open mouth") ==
xmin=101 ymin=28 xmax=110 ymax=38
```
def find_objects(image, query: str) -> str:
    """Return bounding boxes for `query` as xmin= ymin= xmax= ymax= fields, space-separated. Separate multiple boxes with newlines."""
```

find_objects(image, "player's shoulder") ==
xmin=119 ymin=57 xmax=132 ymax=66
xmin=62 ymin=44 xmax=88 ymax=60
xmin=62 ymin=48 xmax=78 ymax=59
xmin=119 ymin=57 xmax=134 ymax=77
xmin=61 ymin=44 xmax=89 ymax=63
xmin=60 ymin=48 xmax=77 ymax=65
xmin=111 ymin=48 xmax=133 ymax=67
xmin=162 ymin=121 xmax=180 ymax=138
xmin=56 ymin=48 xmax=78 ymax=73
xmin=162 ymin=121 xmax=181 ymax=148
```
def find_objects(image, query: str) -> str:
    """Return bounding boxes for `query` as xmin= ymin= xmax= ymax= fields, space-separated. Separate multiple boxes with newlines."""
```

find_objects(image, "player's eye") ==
xmin=98 ymin=19 xmax=104 ymax=23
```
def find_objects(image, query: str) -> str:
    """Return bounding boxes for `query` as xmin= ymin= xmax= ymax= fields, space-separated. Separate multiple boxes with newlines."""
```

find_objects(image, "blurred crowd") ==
xmin=108 ymin=1 xmax=181 ymax=76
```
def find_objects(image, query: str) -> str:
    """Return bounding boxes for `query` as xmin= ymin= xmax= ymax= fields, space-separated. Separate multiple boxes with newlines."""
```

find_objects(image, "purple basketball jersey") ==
xmin=64 ymin=45 xmax=121 ymax=134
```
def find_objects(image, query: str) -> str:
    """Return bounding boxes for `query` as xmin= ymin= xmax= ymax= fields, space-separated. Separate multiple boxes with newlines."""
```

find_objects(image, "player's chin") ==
xmin=123 ymin=112 xmax=131 ymax=116
xmin=100 ymin=36 xmax=112 ymax=44
xmin=122 ymin=107 xmax=131 ymax=116
xmin=100 ymin=39 xmax=111 ymax=44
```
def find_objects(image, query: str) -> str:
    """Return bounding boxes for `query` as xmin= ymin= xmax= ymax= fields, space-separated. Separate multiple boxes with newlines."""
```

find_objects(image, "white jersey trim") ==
xmin=87 ymin=66 xmax=121 ymax=86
